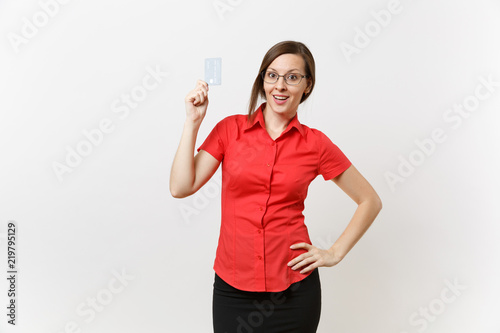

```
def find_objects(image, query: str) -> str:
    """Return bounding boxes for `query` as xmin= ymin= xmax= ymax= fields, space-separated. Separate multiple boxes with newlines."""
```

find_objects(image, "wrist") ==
xmin=183 ymin=118 xmax=202 ymax=132
xmin=328 ymin=244 xmax=346 ymax=262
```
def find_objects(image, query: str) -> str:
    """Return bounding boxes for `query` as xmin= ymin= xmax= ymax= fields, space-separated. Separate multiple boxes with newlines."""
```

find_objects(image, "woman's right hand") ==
xmin=185 ymin=80 xmax=209 ymax=124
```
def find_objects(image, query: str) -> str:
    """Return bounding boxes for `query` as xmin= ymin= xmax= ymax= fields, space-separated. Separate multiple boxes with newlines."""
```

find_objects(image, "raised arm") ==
xmin=170 ymin=80 xmax=221 ymax=198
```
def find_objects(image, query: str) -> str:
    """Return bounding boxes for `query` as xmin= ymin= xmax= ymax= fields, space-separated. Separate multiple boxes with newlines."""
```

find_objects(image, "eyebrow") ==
xmin=267 ymin=67 xmax=302 ymax=73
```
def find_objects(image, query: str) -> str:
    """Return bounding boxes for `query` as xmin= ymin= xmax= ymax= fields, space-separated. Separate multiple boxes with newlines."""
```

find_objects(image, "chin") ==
xmin=268 ymin=100 xmax=298 ymax=115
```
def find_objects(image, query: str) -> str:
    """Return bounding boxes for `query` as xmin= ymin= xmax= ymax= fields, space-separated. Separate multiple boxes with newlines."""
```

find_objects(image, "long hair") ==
xmin=247 ymin=41 xmax=316 ymax=118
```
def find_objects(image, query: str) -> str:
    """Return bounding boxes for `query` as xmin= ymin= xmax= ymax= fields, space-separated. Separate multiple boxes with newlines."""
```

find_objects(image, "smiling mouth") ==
xmin=273 ymin=95 xmax=289 ymax=101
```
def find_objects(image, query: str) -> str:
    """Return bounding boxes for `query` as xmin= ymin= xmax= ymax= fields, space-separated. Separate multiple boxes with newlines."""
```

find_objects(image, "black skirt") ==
xmin=212 ymin=269 xmax=321 ymax=333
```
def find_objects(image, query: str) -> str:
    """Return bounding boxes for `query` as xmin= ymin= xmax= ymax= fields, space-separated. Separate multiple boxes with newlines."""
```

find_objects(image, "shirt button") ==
xmin=271 ymin=142 xmax=275 ymax=146
xmin=257 ymin=255 xmax=262 ymax=260
xmin=266 ymin=163 xmax=270 ymax=167
xmin=257 ymin=229 xmax=262 ymax=234
xmin=259 ymin=207 xmax=263 ymax=211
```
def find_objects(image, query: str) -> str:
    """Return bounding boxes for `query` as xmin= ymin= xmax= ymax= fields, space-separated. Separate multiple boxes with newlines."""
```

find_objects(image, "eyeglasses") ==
xmin=261 ymin=71 xmax=308 ymax=86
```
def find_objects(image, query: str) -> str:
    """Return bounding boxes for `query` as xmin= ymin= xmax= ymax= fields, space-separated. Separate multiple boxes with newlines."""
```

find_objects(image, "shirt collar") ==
xmin=245 ymin=102 xmax=305 ymax=138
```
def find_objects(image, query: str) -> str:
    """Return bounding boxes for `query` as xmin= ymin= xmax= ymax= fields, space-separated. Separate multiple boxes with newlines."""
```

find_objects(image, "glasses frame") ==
xmin=261 ymin=70 xmax=308 ymax=86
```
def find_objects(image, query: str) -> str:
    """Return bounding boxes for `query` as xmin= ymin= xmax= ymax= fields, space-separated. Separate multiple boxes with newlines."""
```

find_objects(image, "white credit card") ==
xmin=205 ymin=58 xmax=222 ymax=85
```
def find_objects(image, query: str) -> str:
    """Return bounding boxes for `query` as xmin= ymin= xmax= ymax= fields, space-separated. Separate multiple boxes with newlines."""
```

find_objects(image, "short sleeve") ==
xmin=317 ymin=131 xmax=352 ymax=180
xmin=197 ymin=119 xmax=227 ymax=162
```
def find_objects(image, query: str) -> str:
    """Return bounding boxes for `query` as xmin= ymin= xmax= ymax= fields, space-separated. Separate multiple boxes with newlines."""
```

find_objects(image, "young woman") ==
xmin=170 ymin=40 xmax=382 ymax=333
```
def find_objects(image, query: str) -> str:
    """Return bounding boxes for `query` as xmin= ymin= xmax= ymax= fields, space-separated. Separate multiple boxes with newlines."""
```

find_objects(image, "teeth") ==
xmin=274 ymin=96 xmax=288 ymax=100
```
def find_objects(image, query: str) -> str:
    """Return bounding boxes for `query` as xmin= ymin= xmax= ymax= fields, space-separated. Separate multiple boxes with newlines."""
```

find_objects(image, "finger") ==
xmin=290 ymin=255 xmax=316 ymax=270
xmin=192 ymin=93 xmax=202 ymax=106
xmin=290 ymin=242 xmax=312 ymax=250
xmin=196 ymin=91 xmax=205 ymax=104
xmin=199 ymin=88 xmax=207 ymax=99
xmin=300 ymin=263 xmax=318 ymax=274
xmin=196 ymin=80 xmax=209 ymax=91
xmin=196 ymin=79 xmax=208 ymax=86
xmin=287 ymin=253 xmax=309 ymax=267
xmin=199 ymin=85 xmax=208 ymax=97
xmin=186 ymin=89 xmax=200 ymax=103
xmin=288 ymin=246 xmax=316 ymax=266
xmin=291 ymin=256 xmax=317 ymax=271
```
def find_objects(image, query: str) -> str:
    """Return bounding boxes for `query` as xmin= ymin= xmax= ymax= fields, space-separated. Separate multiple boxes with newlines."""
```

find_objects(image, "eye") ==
xmin=267 ymin=72 xmax=278 ymax=79
xmin=287 ymin=74 xmax=299 ymax=82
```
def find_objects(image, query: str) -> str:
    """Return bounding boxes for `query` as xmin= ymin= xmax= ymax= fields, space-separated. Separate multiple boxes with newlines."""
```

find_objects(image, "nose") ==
xmin=275 ymin=76 xmax=287 ymax=90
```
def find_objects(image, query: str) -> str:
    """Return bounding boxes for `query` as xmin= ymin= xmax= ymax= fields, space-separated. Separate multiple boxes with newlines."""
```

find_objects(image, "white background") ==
xmin=1 ymin=0 xmax=499 ymax=332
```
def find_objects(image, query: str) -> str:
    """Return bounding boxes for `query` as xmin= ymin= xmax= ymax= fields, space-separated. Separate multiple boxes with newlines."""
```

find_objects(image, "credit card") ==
xmin=205 ymin=58 xmax=222 ymax=85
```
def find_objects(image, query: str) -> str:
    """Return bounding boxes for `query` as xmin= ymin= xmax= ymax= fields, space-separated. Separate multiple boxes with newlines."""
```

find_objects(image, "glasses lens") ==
xmin=263 ymin=71 xmax=278 ymax=84
xmin=262 ymin=71 xmax=304 ymax=85
xmin=285 ymin=73 xmax=302 ymax=85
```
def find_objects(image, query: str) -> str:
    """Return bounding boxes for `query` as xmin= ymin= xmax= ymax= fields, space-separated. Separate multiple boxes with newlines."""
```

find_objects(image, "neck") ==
xmin=262 ymin=105 xmax=296 ymax=135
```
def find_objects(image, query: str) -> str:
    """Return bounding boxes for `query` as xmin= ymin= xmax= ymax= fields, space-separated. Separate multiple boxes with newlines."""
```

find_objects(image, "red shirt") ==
xmin=198 ymin=103 xmax=351 ymax=292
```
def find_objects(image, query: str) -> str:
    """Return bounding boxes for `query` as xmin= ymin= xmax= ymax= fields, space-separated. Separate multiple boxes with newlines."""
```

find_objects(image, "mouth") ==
xmin=273 ymin=95 xmax=289 ymax=105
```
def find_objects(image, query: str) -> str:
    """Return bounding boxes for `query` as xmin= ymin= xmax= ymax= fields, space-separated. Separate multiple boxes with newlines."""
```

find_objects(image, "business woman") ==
xmin=170 ymin=40 xmax=382 ymax=333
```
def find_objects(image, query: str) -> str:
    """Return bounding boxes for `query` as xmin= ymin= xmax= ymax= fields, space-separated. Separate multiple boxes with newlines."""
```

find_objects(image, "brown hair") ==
xmin=247 ymin=40 xmax=316 ymax=117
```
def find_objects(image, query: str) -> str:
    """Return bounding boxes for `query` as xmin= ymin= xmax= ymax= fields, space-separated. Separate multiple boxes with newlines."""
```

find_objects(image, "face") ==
xmin=263 ymin=53 xmax=311 ymax=117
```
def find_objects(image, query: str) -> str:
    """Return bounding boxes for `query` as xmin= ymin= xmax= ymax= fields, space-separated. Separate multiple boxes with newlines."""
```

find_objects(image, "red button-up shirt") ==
xmin=198 ymin=103 xmax=351 ymax=292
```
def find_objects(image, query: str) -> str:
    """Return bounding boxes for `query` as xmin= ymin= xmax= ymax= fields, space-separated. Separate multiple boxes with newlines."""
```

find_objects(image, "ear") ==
xmin=304 ymin=78 xmax=312 ymax=94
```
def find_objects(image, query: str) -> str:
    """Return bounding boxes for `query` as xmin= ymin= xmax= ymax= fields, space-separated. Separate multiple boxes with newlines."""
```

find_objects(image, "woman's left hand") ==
xmin=287 ymin=243 xmax=343 ymax=274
